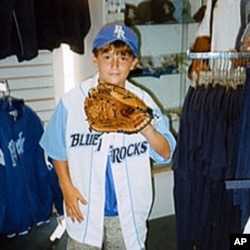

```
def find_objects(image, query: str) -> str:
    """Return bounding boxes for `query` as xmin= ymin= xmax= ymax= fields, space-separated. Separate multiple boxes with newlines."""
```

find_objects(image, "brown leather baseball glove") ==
xmin=84 ymin=82 xmax=153 ymax=133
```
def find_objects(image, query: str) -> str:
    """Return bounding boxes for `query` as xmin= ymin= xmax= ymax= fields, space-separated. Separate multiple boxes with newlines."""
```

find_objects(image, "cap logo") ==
xmin=114 ymin=25 xmax=126 ymax=40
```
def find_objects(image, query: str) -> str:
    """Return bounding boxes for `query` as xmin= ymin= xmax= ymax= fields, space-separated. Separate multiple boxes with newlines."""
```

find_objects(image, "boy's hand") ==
xmin=62 ymin=184 xmax=87 ymax=223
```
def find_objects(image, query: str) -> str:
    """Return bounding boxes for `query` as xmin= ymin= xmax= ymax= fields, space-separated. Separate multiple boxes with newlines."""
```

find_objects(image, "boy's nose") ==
xmin=111 ymin=58 xmax=119 ymax=68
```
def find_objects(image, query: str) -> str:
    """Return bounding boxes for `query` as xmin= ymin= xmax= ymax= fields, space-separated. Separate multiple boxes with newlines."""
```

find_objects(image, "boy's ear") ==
xmin=130 ymin=58 xmax=139 ymax=70
xmin=92 ymin=53 xmax=98 ymax=66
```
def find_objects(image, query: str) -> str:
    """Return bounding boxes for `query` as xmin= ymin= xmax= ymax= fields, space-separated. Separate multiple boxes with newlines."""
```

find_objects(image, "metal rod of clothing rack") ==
xmin=187 ymin=50 xmax=250 ymax=88
xmin=187 ymin=50 xmax=250 ymax=59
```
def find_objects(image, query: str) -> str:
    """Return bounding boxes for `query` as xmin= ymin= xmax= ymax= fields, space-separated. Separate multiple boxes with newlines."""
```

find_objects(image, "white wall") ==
xmin=149 ymin=169 xmax=175 ymax=219
xmin=0 ymin=51 xmax=56 ymax=125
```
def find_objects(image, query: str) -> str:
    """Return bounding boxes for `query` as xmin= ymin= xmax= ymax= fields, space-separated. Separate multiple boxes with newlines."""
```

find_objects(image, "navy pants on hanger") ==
xmin=173 ymin=84 xmax=243 ymax=250
xmin=234 ymin=66 xmax=250 ymax=229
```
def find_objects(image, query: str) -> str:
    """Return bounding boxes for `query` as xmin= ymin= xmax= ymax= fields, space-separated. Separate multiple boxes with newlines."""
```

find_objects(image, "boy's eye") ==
xmin=104 ymin=55 xmax=111 ymax=60
xmin=120 ymin=56 xmax=128 ymax=61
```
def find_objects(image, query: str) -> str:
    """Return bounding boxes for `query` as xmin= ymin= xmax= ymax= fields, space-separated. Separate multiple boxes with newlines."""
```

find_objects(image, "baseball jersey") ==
xmin=40 ymin=74 xmax=176 ymax=249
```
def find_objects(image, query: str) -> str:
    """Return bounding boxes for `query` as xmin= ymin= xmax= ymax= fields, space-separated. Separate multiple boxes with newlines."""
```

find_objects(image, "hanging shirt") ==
xmin=196 ymin=0 xmax=241 ymax=51
xmin=0 ymin=0 xmax=91 ymax=61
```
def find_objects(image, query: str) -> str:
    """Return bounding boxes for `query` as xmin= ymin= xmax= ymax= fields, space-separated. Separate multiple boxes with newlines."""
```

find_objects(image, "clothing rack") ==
xmin=187 ymin=51 xmax=250 ymax=190
xmin=187 ymin=50 xmax=250 ymax=88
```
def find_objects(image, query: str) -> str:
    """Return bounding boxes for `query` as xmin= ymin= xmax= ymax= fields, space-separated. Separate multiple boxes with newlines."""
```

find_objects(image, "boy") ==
xmin=40 ymin=23 xmax=176 ymax=250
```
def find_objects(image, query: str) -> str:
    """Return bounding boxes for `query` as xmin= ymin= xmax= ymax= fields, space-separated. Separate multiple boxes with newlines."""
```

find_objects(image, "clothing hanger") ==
xmin=0 ymin=79 xmax=13 ymax=107
xmin=187 ymin=50 xmax=250 ymax=88
xmin=0 ymin=79 xmax=8 ymax=93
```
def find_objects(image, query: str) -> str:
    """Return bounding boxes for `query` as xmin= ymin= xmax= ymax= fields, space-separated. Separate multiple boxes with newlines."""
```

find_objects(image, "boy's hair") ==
xmin=93 ymin=40 xmax=135 ymax=57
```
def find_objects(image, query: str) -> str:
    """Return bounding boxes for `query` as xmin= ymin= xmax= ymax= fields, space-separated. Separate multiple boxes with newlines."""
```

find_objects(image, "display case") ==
xmin=123 ymin=0 xmax=203 ymax=136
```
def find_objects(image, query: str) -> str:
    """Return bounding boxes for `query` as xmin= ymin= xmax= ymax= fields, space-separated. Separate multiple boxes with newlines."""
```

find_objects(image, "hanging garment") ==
xmin=235 ymin=0 xmax=250 ymax=50
xmin=0 ymin=0 xmax=91 ymax=62
xmin=0 ymin=0 xmax=38 ymax=61
xmin=0 ymin=98 xmax=56 ymax=236
xmin=172 ymin=84 xmax=243 ymax=250
xmin=33 ymin=0 xmax=91 ymax=54
xmin=233 ymin=66 xmax=250 ymax=229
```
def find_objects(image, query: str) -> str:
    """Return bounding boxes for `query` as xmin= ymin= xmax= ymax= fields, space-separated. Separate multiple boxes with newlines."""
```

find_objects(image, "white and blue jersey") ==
xmin=40 ymin=74 xmax=176 ymax=249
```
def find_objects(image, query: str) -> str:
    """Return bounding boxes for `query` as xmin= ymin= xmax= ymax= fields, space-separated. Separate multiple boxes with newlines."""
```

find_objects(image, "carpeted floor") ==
xmin=0 ymin=215 xmax=176 ymax=250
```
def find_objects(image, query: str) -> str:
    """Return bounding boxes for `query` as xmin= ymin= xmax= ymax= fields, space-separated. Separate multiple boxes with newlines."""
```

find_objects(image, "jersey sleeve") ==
xmin=39 ymin=99 xmax=68 ymax=161
xmin=149 ymin=108 xmax=176 ymax=164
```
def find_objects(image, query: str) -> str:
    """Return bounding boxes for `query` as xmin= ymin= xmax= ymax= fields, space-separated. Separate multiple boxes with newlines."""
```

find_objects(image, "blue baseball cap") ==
xmin=92 ymin=23 xmax=139 ymax=57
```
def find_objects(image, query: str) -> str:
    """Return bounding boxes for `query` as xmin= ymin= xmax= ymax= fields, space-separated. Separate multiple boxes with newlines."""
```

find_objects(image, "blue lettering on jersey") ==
xmin=70 ymin=133 xmax=102 ymax=151
xmin=110 ymin=141 xmax=148 ymax=163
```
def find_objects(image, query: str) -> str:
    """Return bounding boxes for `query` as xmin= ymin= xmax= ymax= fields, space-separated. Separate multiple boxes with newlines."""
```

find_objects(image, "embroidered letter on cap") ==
xmin=114 ymin=25 xmax=126 ymax=40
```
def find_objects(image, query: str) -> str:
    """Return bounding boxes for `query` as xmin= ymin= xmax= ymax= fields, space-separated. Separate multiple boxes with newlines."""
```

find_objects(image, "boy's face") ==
xmin=92 ymin=48 xmax=138 ymax=87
